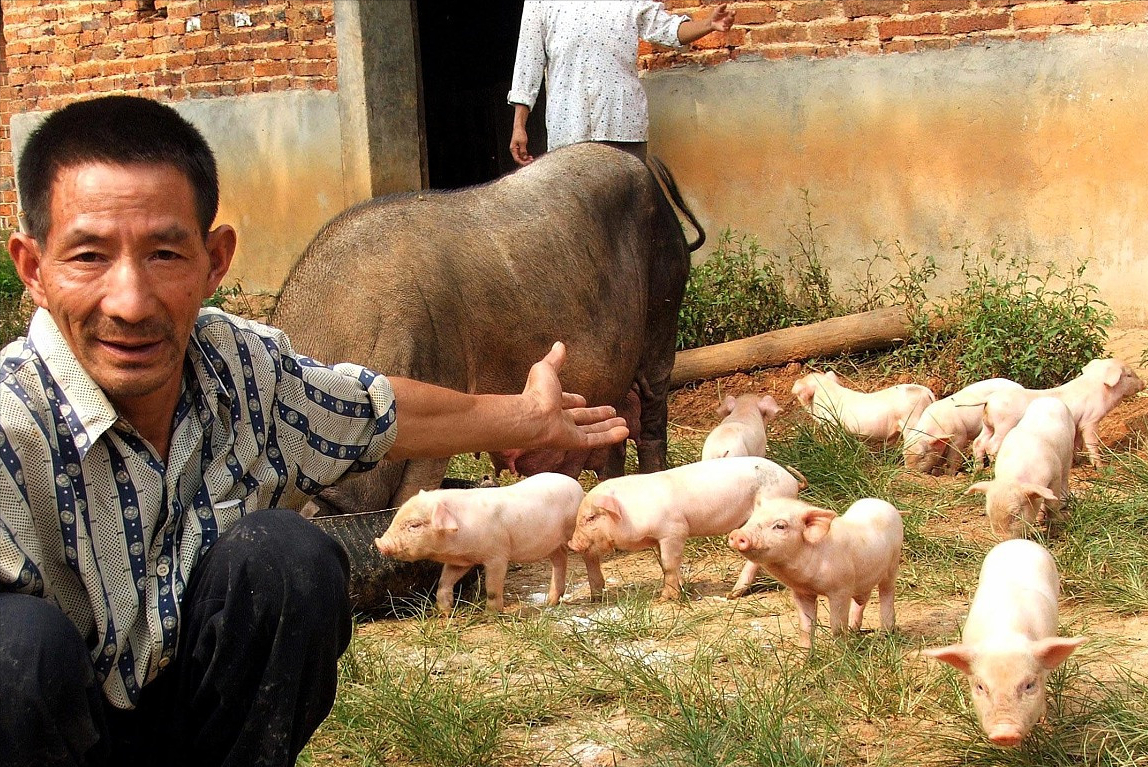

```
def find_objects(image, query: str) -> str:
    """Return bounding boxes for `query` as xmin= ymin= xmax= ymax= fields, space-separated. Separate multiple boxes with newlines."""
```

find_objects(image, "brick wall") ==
xmin=0 ymin=0 xmax=337 ymax=233
xmin=641 ymin=1 xmax=1148 ymax=67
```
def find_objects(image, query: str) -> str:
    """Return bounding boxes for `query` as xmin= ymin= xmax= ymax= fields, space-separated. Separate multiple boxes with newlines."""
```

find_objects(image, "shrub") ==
xmin=676 ymin=228 xmax=802 ymax=351
xmin=922 ymin=248 xmax=1112 ymax=388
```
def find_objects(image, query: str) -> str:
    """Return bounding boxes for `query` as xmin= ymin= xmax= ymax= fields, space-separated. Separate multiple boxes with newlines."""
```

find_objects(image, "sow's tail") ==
xmin=647 ymin=155 xmax=706 ymax=252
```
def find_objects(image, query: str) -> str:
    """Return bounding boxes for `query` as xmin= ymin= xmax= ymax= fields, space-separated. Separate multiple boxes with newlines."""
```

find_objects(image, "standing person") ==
xmin=0 ymin=95 xmax=627 ymax=767
xmin=508 ymin=0 xmax=735 ymax=165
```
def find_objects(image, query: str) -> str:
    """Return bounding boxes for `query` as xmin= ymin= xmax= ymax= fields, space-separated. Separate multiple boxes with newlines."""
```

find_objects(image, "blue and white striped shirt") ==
xmin=0 ymin=307 xmax=397 ymax=709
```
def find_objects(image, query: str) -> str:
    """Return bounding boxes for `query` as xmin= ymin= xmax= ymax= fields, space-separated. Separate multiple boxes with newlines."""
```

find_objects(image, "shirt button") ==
xmin=158 ymin=657 xmax=171 ymax=669
xmin=156 ymin=563 xmax=171 ymax=577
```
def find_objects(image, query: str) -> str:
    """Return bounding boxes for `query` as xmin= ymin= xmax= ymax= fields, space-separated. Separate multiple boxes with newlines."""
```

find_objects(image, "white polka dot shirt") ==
xmin=508 ymin=0 xmax=686 ymax=150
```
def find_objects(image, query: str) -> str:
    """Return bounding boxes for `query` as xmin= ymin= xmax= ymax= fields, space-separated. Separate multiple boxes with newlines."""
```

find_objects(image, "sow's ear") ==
xmin=1032 ymin=636 xmax=1087 ymax=669
xmin=921 ymin=644 xmax=974 ymax=675
xmin=801 ymin=508 xmax=837 ymax=544
xmin=429 ymin=501 xmax=459 ymax=533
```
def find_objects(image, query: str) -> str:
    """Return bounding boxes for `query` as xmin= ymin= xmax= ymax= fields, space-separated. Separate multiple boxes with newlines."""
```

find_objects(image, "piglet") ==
xmin=701 ymin=393 xmax=782 ymax=460
xmin=727 ymin=497 xmax=903 ymax=647
xmin=374 ymin=473 xmax=601 ymax=613
xmin=903 ymin=378 xmax=1023 ymax=475
xmin=922 ymin=539 xmax=1085 ymax=747
xmin=568 ymin=456 xmax=804 ymax=600
xmin=792 ymin=370 xmax=935 ymax=445
xmin=966 ymin=397 xmax=1074 ymax=540
xmin=971 ymin=358 xmax=1144 ymax=467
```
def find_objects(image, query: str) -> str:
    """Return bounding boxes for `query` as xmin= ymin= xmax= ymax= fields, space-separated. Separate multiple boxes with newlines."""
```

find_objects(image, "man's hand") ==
xmin=510 ymin=104 xmax=534 ymax=166
xmin=522 ymin=342 xmax=629 ymax=449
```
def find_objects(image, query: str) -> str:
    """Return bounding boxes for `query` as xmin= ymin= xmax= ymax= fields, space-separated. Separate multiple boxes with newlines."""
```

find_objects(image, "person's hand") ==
xmin=510 ymin=125 xmax=534 ymax=166
xmin=709 ymin=3 xmax=735 ymax=33
xmin=522 ymin=342 xmax=628 ymax=449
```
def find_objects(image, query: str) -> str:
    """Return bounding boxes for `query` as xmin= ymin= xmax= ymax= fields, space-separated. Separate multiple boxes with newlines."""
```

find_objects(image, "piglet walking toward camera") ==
xmin=922 ymin=539 xmax=1085 ymax=747
xmin=374 ymin=473 xmax=600 ymax=613
xmin=966 ymin=397 xmax=1074 ymax=539
xmin=727 ymin=497 xmax=903 ymax=647
xmin=903 ymin=378 xmax=1023 ymax=475
xmin=792 ymin=370 xmax=935 ymax=445
xmin=701 ymin=394 xmax=782 ymax=460
xmin=568 ymin=456 xmax=803 ymax=600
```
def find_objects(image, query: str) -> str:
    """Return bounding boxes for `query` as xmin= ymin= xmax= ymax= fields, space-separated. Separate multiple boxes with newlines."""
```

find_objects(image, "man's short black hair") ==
xmin=17 ymin=95 xmax=220 ymax=243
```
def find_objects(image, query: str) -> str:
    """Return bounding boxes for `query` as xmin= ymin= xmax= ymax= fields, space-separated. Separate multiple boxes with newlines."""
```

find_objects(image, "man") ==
xmin=0 ymin=95 xmax=627 ymax=766
xmin=508 ymin=1 xmax=735 ymax=165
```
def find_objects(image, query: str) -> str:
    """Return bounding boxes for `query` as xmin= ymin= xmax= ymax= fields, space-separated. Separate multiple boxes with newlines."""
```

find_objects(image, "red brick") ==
xmin=748 ymin=23 xmax=810 ymax=45
xmin=787 ymin=2 xmax=842 ymax=23
xmin=691 ymin=28 xmax=746 ymax=48
xmin=731 ymin=4 xmax=779 ymax=25
xmin=811 ymin=19 xmax=872 ymax=42
xmin=845 ymin=1 xmax=905 ymax=18
xmin=878 ymin=16 xmax=944 ymax=39
xmin=907 ymin=0 xmax=971 ymax=11
xmin=253 ymin=60 xmax=287 ymax=77
xmin=1090 ymin=1 xmax=1148 ymax=25
xmin=1014 ymin=4 xmax=1087 ymax=28
xmin=944 ymin=11 xmax=1009 ymax=34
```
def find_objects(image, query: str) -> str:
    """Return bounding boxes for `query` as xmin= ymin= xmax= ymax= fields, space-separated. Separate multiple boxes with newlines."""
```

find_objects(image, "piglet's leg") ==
xmin=655 ymin=539 xmax=686 ymax=600
xmin=793 ymin=590 xmax=818 ymax=648
xmin=436 ymin=564 xmax=474 ymax=615
xmin=827 ymin=594 xmax=851 ymax=634
xmin=483 ymin=556 xmax=510 ymax=612
xmin=878 ymin=578 xmax=896 ymax=631
xmin=728 ymin=561 xmax=759 ymax=599
xmin=547 ymin=548 xmax=568 ymax=606
xmin=848 ymin=596 xmax=868 ymax=632
xmin=582 ymin=552 xmax=605 ymax=602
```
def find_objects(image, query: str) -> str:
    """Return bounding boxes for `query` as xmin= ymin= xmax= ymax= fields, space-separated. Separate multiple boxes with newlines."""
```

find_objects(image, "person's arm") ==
xmin=510 ymin=103 xmax=534 ymax=166
xmin=676 ymin=3 xmax=735 ymax=45
xmin=384 ymin=342 xmax=628 ymax=461
xmin=508 ymin=1 xmax=546 ymax=166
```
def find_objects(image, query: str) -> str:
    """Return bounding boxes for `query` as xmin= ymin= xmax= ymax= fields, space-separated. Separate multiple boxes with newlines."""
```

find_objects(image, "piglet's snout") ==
xmin=374 ymin=536 xmax=395 ymax=557
xmin=987 ymin=726 xmax=1024 ymax=748
xmin=727 ymin=530 xmax=753 ymax=552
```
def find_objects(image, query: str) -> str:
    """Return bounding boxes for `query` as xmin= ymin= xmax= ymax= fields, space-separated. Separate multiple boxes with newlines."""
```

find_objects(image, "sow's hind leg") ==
xmin=634 ymin=376 xmax=669 ymax=474
xmin=302 ymin=457 xmax=450 ymax=516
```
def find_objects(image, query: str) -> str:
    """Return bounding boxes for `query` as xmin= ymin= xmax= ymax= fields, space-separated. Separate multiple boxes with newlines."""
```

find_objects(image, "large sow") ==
xmin=273 ymin=143 xmax=699 ymax=516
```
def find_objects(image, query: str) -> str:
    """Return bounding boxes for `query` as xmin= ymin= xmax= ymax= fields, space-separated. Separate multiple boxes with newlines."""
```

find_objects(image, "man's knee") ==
xmin=194 ymin=508 xmax=351 ymax=623
xmin=0 ymin=593 xmax=105 ymax=765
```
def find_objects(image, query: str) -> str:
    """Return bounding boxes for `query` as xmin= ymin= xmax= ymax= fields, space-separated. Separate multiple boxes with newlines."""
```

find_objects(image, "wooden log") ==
xmin=671 ymin=306 xmax=914 ymax=388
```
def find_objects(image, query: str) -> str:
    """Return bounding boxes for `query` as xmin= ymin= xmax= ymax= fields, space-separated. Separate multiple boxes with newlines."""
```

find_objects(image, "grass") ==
xmin=308 ymin=407 xmax=1148 ymax=766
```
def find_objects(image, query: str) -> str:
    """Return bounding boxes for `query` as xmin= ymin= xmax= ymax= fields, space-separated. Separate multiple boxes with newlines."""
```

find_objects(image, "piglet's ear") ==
xmin=759 ymin=395 xmax=781 ymax=418
xmin=1102 ymin=364 xmax=1123 ymax=388
xmin=1032 ymin=636 xmax=1086 ymax=669
xmin=717 ymin=395 xmax=736 ymax=417
xmin=921 ymin=644 xmax=974 ymax=675
xmin=802 ymin=508 xmax=837 ymax=544
xmin=964 ymin=481 xmax=992 ymax=496
xmin=1021 ymin=483 xmax=1059 ymax=503
xmin=594 ymin=493 xmax=624 ymax=521
xmin=430 ymin=502 xmax=459 ymax=533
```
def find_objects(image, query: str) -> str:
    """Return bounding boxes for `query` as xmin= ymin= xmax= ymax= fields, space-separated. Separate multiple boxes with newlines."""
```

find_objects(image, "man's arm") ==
xmin=384 ymin=342 xmax=628 ymax=461
xmin=676 ymin=3 xmax=735 ymax=45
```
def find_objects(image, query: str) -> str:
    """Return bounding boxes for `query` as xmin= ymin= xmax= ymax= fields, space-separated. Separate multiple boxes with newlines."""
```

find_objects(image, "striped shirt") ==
xmin=0 ymin=307 xmax=397 ymax=709
xmin=508 ymin=0 xmax=685 ymax=150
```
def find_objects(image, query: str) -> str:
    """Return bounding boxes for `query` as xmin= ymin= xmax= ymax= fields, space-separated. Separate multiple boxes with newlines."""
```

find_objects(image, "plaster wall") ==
xmin=11 ymin=90 xmax=345 ymax=295
xmin=646 ymin=28 xmax=1148 ymax=325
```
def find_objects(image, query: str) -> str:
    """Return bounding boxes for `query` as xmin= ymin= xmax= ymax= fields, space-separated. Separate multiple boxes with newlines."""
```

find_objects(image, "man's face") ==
xmin=9 ymin=162 xmax=234 ymax=420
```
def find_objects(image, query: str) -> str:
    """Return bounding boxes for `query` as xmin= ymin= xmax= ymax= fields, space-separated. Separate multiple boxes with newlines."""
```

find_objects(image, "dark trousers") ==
xmin=0 ymin=509 xmax=352 ymax=767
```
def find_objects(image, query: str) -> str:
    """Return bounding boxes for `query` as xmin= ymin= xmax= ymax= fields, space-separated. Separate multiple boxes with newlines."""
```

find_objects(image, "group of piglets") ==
xmin=798 ymin=358 xmax=1143 ymax=539
xmin=372 ymin=359 xmax=1138 ymax=747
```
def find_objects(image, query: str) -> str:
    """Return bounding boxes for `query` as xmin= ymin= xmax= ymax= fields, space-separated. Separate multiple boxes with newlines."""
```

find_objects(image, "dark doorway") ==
xmin=417 ymin=1 xmax=546 ymax=190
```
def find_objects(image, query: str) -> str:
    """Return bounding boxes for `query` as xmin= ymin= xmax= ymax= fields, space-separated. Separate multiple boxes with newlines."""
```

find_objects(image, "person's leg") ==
xmin=170 ymin=508 xmax=352 ymax=767
xmin=0 ymin=593 xmax=108 ymax=767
